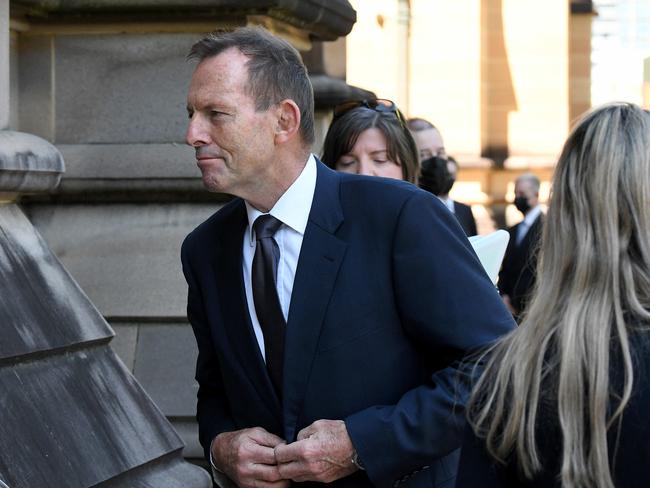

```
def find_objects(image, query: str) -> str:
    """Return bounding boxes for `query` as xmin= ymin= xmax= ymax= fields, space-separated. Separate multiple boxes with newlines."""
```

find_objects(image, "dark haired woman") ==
xmin=321 ymin=99 xmax=420 ymax=184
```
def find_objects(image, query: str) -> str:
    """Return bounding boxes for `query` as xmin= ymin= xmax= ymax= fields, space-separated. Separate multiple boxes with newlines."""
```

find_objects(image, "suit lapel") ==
xmin=212 ymin=201 xmax=282 ymax=420
xmin=282 ymin=162 xmax=347 ymax=441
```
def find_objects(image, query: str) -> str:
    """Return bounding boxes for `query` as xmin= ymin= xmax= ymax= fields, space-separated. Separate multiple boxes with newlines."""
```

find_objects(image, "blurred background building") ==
xmin=342 ymin=0 xmax=596 ymax=231
xmin=592 ymin=0 xmax=650 ymax=107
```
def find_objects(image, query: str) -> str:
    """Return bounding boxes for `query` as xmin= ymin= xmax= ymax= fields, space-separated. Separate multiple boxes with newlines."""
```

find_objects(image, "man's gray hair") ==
xmin=406 ymin=117 xmax=437 ymax=132
xmin=188 ymin=27 xmax=315 ymax=146
xmin=516 ymin=173 xmax=541 ymax=192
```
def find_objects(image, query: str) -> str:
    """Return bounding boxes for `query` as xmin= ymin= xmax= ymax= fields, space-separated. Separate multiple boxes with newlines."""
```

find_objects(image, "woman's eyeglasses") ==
xmin=332 ymin=99 xmax=406 ymax=128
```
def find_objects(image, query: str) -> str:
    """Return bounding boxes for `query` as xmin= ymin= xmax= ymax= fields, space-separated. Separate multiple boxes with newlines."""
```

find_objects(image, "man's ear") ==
xmin=274 ymin=99 xmax=301 ymax=145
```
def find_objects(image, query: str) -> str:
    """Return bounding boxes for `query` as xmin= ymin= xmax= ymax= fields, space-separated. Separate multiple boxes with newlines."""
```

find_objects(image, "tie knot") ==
xmin=254 ymin=214 xmax=283 ymax=240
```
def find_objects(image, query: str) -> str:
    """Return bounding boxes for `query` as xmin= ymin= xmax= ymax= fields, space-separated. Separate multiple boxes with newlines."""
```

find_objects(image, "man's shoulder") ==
xmin=453 ymin=201 xmax=474 ymax=222
xmin=332 ymin=174 xmax=454 ymax=231
xmin=454 ymin=200 xmax=472 ymax=212
xmin=313 ymin=160 xmax=434 ymax=213
xmin=337 ymin=173 xmax=423 ymax=205
xmin=504 ymin=223 xmax=520 ymax=244
xmin=183 ymin=197 xmax=245 ymax=249
xmin=507 ymin=221 xmax=520 ymax=232
xmin=515 ymin=210 xmax=544 ymax=235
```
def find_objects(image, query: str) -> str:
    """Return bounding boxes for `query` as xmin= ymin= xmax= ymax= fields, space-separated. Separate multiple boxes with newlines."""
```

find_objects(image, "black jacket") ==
xmin=456 ymin=330 xmax=650 ymax=487
xmin=498 ymin=213 xmax=543 ymax=317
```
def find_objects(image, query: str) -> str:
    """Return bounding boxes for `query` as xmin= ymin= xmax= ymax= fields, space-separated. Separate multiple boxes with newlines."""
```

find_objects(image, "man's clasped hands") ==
xmin=212 ymin=419 xmax=360 ymax=488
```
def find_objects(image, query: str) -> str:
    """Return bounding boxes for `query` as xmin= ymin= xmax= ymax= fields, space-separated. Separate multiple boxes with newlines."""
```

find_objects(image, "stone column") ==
xmin=346 ymin=0 xmax=411 ymax=109
xmin=569 ymin=4 xmax=594 ymax=124
xmin=408 ymin=0 xmax=483 ymax=160
xmin=303 ymin=37 xmax=375 ymax=154
xmin=0 ymin=131 xmax=211 ymax=487
xmin=0 ymin=0 xmax=8 ymax=130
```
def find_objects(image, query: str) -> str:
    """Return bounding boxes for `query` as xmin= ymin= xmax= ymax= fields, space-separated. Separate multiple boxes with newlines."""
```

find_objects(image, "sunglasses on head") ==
xmin=332 ymin=99 xmax=406 ymax=128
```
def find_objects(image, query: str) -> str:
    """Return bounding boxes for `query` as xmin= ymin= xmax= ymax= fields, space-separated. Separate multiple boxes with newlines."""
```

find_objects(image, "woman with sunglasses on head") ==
xmin=456 ymin=102 xmax=650 ymax=488
xmin=321 ymin=99 xmax=420 ymax=184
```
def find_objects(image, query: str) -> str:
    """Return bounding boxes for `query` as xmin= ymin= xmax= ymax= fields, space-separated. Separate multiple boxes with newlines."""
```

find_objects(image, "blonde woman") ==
xmin=456 ymin=103 xmax=650 ymax=487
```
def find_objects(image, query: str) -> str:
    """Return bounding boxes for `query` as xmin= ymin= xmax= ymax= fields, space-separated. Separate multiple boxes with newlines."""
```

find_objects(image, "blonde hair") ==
xmin=467 ymin=102 xmax=650 ymax=487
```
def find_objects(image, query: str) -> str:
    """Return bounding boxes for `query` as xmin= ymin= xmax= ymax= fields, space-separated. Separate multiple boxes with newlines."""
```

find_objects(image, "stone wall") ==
xmin=7 ymin=0 xmax=363 ymax=470
xmin=0 ymin=130 xmax=211 ymax=487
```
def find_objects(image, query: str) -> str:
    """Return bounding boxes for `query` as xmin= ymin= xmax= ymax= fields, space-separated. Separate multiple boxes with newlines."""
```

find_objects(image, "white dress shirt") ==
xmin=242 ymin=154 xmax=317 ymax=361
xmin=437 ymin=196 xmax=455 ymax=214
xmin=516 ymin=204 xmax=542 ymax=245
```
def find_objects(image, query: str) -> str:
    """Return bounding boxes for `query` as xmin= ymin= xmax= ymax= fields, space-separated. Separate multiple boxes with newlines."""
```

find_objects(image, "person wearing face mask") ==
xmin=418 ymin=155 xmax=478 ymax=237
xmin=498 ymin=173 xmax=544 ymax=320
xmin=419 ymin=155 xmax=453 ymax=197
xmin=407 ymin=118 xmax=477 ymax=236
xmin=440 ymin=157 xmax=477 ymax=236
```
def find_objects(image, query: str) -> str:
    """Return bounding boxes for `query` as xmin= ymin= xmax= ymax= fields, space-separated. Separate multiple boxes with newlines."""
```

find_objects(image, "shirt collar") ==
xmin=523 ymin=205 xmax=542 ymax=226
xmin=436 ymin=196 xmax=455 ymax=213
xmin=446 ymin=198 xmax=455 ymax=213
xmin=245 ymin=154 xmax=317 ymax=245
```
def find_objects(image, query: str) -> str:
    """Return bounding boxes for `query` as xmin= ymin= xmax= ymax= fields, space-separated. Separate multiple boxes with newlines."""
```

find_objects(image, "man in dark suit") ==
xmin=182 ymin=27 xmax=515 ymax=488
xmin=498 ymin=174 xmax=544 ymax=320
xmin=407 ymin=118 xmax=478 ymax=236
xmin=444 ymin=157 xmax=477 ymax=236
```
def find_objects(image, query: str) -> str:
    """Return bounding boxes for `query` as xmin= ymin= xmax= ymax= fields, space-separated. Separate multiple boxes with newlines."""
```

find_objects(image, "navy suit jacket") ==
xmin=181 ymin=161 xmax=515 ymax=487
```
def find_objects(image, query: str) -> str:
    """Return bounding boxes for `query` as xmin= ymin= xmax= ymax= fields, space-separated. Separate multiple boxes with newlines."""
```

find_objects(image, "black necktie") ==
xmin=252 ymin=214 xmax=286 ymax=399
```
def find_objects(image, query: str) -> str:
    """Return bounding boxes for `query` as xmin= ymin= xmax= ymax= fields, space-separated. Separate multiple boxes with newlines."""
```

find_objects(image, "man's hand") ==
xmin=211 ymin=427 xmax=289 ymax=488
xmin=274 ymin=420 xmax=359 ymax=483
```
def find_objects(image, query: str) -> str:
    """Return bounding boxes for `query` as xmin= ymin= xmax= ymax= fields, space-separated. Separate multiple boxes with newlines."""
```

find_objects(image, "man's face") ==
xmin=514 ymin=180 xmax=539 ymax=208
xmin=412 ymin=128 xmax=446 ymax=161
xmin=186 ymin=48 xmax=277 ymax=197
